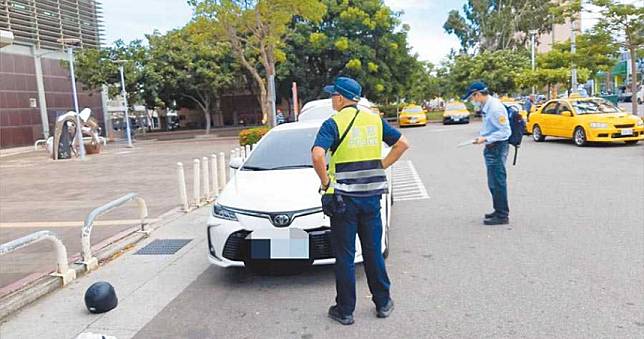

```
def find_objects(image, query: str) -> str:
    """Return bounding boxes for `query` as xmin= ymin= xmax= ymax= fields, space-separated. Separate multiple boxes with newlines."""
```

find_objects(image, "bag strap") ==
xmin=331 ymin=107 xmax=360 ymax=156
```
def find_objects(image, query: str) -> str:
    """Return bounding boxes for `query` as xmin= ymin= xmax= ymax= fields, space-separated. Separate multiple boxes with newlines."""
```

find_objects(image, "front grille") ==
xmin=222 ymin=230 xmax=251 ymax=261
xmin=614 ymin=124 xmax=635 ymax=128
xmin=307 ymin=227 xmax=333 ymax=259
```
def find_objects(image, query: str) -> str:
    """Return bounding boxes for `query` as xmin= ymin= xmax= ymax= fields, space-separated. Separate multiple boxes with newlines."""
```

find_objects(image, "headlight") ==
xmin=637 ymin=119 xmax=644 ymax=127
xmin=212 ymin=204 xmax=238 ymax=221
xmin=590 ymin=122 xmax=608 ymax=128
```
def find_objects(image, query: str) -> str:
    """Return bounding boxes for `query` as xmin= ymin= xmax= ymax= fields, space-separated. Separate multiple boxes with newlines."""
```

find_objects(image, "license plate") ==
xmin=247 ymin=228 xmax=309 ymax=259
xmin=409 ymin=118 xmax=417 ymax=122
xmin=621 ymin=128 xmax=633 ymax=136
xmin=453 ymin=118 xmax=460 ymax=122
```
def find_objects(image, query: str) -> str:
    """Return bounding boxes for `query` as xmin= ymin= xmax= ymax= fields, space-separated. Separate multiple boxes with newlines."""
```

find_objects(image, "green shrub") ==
xmin=239 ymin=126 xmax=270 ymax=146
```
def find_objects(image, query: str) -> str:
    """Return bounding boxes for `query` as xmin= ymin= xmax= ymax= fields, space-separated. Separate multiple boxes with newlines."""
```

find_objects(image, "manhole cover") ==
xmin=135 ymin=239 xmax=192 ymax=255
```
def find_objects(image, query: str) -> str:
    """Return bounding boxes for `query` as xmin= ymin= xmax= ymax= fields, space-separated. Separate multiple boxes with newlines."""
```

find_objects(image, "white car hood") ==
xmin=218 ymin=169 xmax=320 ymax=212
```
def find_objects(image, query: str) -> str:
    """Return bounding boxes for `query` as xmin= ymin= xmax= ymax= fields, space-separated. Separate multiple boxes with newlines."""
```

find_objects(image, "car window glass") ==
xmin=446 ymin=103 xmax=467 ymax=110
xmin=558 ymin=103 xmax=572 ymax=113
xmin=543 ymin=102 xmax=558 ymax=114
xmin=404 ymin=107 xmax=423 ymax=113
xmin=571 ymin=99 xmax=621 ymax=114
xmin=242 ymin=128 xmax=318 ymax=170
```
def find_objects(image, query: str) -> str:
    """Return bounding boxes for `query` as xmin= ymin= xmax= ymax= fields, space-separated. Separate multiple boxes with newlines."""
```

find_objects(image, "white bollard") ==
xmin=211 ymin=154 xmax=219 ymax=196
xmin=240 ymin=147 xmax=246 ymax=159
xmin=245 ymin=144 xmax=251 ymax=156
xmin=176 ymin=162 xmax=189 ymax=211
xmin=236 ymin=147 xmax=241 ymax=159
xmin=218 ymin=152 xmax=227 ymax=187
xmin=252 ymin=143 xmax=257 ymax=151
xmin=202 ymin=156 xmax=210 ymax=201
xmin=193 ymin=158 xmax=200 ymax=207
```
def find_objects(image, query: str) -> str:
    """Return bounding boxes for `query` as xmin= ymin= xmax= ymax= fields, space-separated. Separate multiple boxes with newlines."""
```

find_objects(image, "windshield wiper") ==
xmin=267 ymin=165 xmax=313 ymax=170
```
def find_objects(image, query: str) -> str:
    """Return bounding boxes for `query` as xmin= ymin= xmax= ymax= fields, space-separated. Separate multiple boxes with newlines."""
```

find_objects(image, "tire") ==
xmin=625 ymin=140 xmax=639 ymax=145
xmin=532 ymin=124 xmax=546 ymax=142
xmin=573 ymin=127 xmax=588 ymax=147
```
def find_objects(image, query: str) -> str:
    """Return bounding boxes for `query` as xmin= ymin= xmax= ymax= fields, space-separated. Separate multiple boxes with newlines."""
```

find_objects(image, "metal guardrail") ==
xmin=0 ymin=231 xmax=76 ymax=286
xmin=81 ymin=193 xmax=148 ymax=271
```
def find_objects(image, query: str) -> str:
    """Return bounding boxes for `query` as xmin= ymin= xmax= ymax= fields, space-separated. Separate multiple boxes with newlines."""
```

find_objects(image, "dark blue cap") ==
xmin=324 ymin=76 xmax=362 ymax=101
xmin=462 ymin=81 xmax=488 ymax=100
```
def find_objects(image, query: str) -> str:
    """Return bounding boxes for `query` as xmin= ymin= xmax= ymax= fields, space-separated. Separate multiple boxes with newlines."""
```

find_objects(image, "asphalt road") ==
xmin=134 ymin=121 xmax=643 ymax=338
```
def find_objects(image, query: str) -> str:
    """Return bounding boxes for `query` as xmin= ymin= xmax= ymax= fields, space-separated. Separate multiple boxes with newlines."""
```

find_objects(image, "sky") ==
xmin=101 ymin=0 xmax=629 ymax=65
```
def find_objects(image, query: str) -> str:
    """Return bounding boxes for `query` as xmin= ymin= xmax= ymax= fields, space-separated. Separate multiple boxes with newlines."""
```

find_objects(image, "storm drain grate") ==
xmin=135 ymin=239 xmax=192 ymax=255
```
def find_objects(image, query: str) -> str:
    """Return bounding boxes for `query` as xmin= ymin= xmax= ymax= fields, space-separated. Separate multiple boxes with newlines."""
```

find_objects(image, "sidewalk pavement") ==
xmin=0 ymin=206 xmax=212 ymax=339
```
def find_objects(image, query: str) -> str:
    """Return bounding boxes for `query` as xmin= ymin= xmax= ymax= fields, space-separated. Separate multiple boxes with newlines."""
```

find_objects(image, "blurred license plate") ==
xmin=453 ymin=118 xmax=460 ymax=122
xmin=248 ymin=228 xmax=309 ymax=259
xmin=621 ymin=129 xmax=633 ymax=136
xmin=409 ymin=118 xmax=417 ymax=122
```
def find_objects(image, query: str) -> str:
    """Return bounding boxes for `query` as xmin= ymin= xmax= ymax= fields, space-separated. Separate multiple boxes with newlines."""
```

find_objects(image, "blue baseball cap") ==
xmin=324 ymin=76 xmax=362 ymax=101
xmin=462 ymin=81 xmax=488 ymax=100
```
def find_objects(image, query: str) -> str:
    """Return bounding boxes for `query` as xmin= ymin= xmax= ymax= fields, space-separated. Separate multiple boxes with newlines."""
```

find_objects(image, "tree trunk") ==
xmin=629 ymin=47 xmax=638 ymax=116
xmin=204 ymin=109 xmax=211 ymax=134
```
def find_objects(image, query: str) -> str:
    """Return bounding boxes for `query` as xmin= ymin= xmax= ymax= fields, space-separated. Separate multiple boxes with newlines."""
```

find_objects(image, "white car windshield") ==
xmin=241 ymin=128 xmax=318 ymax=171
xmin=403 ymin=107 xmax=423 ymax=113
xmin=572 ymin=99 xmax=621 ymax=114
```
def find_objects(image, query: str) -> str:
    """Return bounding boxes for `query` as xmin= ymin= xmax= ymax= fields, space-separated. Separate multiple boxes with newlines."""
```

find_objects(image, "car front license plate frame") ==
xmin=247 ymin=228 xmax=309 ymax=260
xmin=621 ymin=128 xmax=633 ymax=136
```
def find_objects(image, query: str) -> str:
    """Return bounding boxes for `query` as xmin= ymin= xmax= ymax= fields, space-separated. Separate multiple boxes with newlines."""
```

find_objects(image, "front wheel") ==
xmin=574 ymin=127 xmax=588 ymax=147
xmin=625 ymin=140 xmax=639 ymax=145
xmin=532 ymin=124 xmax=546 ymax=142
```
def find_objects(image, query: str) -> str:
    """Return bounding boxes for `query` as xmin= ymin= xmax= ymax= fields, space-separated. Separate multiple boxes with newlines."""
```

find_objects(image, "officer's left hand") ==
xmin=474 ymin=136 xmax=486 ymax=144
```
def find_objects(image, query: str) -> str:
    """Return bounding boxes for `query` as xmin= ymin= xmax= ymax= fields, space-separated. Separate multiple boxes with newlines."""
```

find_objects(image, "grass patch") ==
xmin=426 ymin=111 xmax=444 ymax=122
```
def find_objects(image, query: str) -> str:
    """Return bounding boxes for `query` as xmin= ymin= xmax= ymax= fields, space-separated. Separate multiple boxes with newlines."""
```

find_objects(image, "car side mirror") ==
xmin=229 ymin=157 xmax=243 ymax=170
xmin=561 ymin=110 xmax=573 ymax=117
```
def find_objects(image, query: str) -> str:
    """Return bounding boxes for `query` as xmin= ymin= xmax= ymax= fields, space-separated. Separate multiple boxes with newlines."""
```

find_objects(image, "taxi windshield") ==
xmin=571 ymin=99 xmax=621 ymax=114
xmin=446 ymin=102 xmax=466 ymax=110
xmin=403 ymin=107 xmax=423 ymax=113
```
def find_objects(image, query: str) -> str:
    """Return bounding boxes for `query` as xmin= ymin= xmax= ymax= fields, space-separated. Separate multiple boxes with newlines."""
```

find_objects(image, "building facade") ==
xmin=0 ymin=0 xmax=104 ymax=148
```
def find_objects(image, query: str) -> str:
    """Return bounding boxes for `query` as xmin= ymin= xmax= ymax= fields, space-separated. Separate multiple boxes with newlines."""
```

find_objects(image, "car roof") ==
xmin=270 ymin=119 xmax=324 ymax=132
xmin=299 ymin=98 xmax=376 ymax=121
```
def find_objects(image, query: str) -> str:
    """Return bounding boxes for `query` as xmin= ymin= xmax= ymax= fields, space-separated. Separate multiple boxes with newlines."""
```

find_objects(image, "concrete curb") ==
xmin=0 ymin=207 xmax=188 ymax=321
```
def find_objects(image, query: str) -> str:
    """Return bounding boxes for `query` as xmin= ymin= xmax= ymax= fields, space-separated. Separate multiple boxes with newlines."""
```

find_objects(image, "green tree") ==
xmin=145 ymin=25 xmax=238 ymax=133
xmin=277 ymin=0 xmax=419 ymax=105
xmin=444 ymin=0 xmax=560 ymax=53
xmin=189 ymin=0 xmax=326 ymax=126
xmin=592 ymin=0 xmax=643 ymax=115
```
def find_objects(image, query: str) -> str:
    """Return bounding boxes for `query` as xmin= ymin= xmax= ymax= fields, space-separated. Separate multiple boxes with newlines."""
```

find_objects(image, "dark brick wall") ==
xmin=0 ymin=52 xmax=104 ymax=148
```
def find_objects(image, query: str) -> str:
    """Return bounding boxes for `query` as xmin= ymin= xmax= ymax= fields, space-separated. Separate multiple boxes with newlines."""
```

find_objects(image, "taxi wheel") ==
xmin=625 ymin=140 xmax=639 ymax=145
xmin=532 ymin=125 xmax=546 ymax=142
xmin=574 ymin=127 xmax=587 ymax=147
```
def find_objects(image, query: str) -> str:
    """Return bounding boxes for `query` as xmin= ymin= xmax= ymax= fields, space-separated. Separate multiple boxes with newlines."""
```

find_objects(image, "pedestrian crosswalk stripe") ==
xmin=391 ymin=160 xmax=429 ymax=201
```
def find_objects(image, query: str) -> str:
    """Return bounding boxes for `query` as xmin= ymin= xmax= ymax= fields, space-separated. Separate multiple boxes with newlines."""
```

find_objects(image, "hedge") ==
xmin=239 ymin=126 xmax=270 ymax=146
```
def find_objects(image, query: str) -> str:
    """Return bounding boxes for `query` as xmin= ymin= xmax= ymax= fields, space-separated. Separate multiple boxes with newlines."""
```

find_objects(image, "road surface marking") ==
xmin=392 ymin=160 xmax=429 ymax=201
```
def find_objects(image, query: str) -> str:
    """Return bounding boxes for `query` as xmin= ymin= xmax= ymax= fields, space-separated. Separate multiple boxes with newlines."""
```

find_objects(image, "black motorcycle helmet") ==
xmin=84 ymin=281 xmax=118 ymax=314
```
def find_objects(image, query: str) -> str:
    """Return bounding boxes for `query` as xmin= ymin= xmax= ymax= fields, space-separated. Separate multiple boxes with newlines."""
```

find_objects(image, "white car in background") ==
xmin=206 ymin=118 xmax=393 ymax=270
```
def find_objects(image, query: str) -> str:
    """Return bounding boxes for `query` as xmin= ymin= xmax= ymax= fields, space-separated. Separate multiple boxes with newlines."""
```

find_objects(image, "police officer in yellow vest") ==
xmin=312 ymin=77 xmax=410 ymax=325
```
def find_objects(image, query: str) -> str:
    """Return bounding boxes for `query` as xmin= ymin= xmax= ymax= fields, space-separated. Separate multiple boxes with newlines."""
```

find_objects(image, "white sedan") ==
xmin=206 ymin=119 xmax=392 ymax=269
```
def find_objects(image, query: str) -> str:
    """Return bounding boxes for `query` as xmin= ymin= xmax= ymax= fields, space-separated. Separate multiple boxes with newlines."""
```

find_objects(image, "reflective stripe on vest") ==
xmin=327 ymin=107 xmax=386 ymax=197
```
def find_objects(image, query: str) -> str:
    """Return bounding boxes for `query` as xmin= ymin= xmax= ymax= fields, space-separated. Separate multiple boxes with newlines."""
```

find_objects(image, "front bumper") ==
xmin=586 ymin=127 xmax=644 ymax=142
xmin=443 ymin=116 xmax=469 ymax=124
xmin=399 ymin=118 xmax=427 ymax=126
xmin=207 ymin=215 xmax=368 ymax=268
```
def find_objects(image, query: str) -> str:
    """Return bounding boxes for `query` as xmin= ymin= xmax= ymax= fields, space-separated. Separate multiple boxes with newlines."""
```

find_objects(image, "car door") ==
xmin=538 ymin=101 xmax=560 ymax=136
xmin=556 ymin=102 xmax=576 ymax=138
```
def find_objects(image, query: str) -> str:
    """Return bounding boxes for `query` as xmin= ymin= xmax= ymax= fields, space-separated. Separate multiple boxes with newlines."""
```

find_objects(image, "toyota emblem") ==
xmin=272 ymin=214 xmax=291 ymax=227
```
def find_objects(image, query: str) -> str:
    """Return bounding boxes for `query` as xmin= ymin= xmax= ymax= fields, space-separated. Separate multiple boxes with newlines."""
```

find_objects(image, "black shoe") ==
xmin=484 ymin=217 xmax=509 ymax=225
xmin=484 ymin=212 xmax=497 ymax=219
xmin=376 ymin=299 xmax=394 ymax=318
xmin=328 ymin=305 xmax=354 ymax=325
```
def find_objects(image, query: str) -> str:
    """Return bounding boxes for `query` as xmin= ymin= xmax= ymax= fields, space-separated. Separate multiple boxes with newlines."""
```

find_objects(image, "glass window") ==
xmin=570 ymin=99 xmax=621 ymax=114
xmin=446 ymin=102 xmax=467 ymax=111
xmin=403 ymin=107 xmax=424 ymax=113
xmin=241 ymin=128 xmax=318 ymax=171
xmin=542 ymin=102 xmax=559 ymax=115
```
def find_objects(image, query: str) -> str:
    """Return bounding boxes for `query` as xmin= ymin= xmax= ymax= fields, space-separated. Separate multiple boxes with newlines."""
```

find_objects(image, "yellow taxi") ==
xmin=527 ymin=96 xmax=644 ymax=146
xmin=500 ymin=97 xmax=529 ymax=122
xmin=442 ymin=101 xmax=470 ymax=124
xmin=398 ymin=104 xmax=427 ymax=127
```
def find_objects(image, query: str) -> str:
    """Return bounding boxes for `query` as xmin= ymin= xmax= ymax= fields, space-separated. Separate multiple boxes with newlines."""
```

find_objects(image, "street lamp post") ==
xmin=529 ymin=30 xmax=538 ymax=95
xmin=58 ymin=38 xmax=85 ymax=160
xmin=115 ymin=60 xmax=133 ymax=148
xmin=570 ymin=19 xmax=577 ymax=94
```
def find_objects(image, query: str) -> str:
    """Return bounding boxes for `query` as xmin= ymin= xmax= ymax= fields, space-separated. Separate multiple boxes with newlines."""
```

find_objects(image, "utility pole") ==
xmin=115 ymin=61 xmax=133 ymax=148
xmin=58 ymin=38 xmax=86 ymax=160
xmin=529 ymin=30 xmax=538 ymax=95
xmin=570 ymin=19 xmax=578 ymax=94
